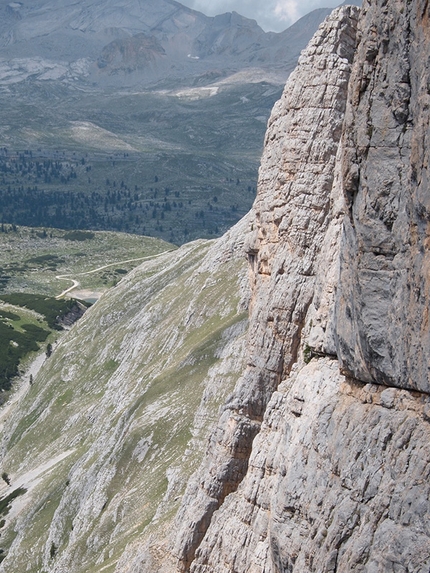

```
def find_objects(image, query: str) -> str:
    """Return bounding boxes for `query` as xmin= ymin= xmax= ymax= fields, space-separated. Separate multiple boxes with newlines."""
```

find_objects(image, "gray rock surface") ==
xmin=191 ymin=359 xmax=430 ymax=572
xmin=171 ymin=2 xmax=430 ymax=571
xmin=172 ymin=7 xmax=359 ymax=570
xmin=335 ymin=0 xmax=430 ymax=392
xmin=2 ymin=2 xmax=430 ymax=572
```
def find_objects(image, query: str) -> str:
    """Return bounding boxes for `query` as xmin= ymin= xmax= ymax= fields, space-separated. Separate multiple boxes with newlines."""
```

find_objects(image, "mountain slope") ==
xmin=3 ymin=2 xmax=429 ymax=573
xmin=0 ymin=219 xmax=249 ymax=573
xmin=0 ymin=1 xmax=335 ymax=244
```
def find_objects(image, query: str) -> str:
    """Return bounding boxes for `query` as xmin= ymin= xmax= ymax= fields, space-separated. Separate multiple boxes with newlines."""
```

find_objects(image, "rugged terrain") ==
xmin=0 ymin=0 xmax=333 ymax=87
xmin=0 ymin=0 xmax=335 ymax=242
xmin=171 ymin=1 xmax=430 ymax=571
xmin=0 ymin=218 xmax=250 ymax=573
xmin=0 ymin=1 xmax=429 ymax=572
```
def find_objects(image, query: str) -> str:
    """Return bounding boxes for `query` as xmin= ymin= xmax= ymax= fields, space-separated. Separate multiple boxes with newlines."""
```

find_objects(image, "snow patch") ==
xmin=174 ymin=86 xmax=219 ymax=100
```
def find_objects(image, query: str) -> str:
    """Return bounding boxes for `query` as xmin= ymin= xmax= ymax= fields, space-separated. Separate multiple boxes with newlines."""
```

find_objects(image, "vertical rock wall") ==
xmin=171 ymin=1 xmax=430 ymax=572
xmin=336 ymin=0 xmax=430 ymax=392
xmin=172 ymin=6 xmax=359 ymax=570
xmin=190 ymin=362 xmax=430 ymax=573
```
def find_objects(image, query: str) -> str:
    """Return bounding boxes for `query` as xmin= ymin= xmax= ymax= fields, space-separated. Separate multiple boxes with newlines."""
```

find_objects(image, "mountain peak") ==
xmin=0 ymin=0 xmax=330 ymax=87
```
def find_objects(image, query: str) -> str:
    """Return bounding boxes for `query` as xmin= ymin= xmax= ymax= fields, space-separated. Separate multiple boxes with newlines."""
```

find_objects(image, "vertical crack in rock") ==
xmin=171 ymin=7 xmax=360 ymax=571
xmin=335 ymin=0 xmax=430 ymax=393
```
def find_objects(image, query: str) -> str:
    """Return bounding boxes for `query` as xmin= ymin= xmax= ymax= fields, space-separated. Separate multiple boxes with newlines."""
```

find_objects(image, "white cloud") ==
xmin=274 ymin=1 xmax=300 ymax=25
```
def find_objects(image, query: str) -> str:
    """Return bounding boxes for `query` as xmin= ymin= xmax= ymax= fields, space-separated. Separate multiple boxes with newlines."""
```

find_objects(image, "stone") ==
xmin=173 ymin=2 xmax=430 ymax=572
xmin=190 ymin=360 xmax=430 ymax=573
xmin=172 ymin=6 xmax=360 ymax=570
xmin=335 ymin=0 xmax=430 ymax=393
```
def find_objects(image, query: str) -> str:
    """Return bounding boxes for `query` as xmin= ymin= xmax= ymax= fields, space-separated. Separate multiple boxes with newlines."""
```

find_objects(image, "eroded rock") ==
xmin=173 ymin=2 xmax=430 ymax=572
xmin=335 ymin=0 xmax=430 ymax=392
xmin=172 ymin=7 xmax=360 ymax=570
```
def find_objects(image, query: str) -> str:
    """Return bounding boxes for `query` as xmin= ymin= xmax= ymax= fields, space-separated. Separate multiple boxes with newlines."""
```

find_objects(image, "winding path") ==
xmin=55 ymin=250 xmax=174 ymax=299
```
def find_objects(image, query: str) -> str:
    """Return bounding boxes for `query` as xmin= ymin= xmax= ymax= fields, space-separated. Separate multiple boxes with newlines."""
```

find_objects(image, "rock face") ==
xmin=1 ymin=2 xmax=430 ymax=573
xmin=172 ymin=6 xmax=359 ymax=570
xmin=171 ymin=2 xmax=430 ymax=572
xmin=97 ymin=33 xmax=166 ymax=74
xmin=191 ymin=363 xmax=430 ymax=572
xmin=335 ymin=0 xmax=430 ymax=393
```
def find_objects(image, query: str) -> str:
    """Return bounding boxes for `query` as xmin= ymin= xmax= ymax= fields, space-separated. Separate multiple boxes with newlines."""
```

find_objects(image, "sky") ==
xmin=179 ymin=1 xmax=346 ymax=32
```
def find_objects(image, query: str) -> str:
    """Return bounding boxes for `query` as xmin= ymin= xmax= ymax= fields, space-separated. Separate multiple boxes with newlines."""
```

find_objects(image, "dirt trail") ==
xmin=55 ymin=250 xmax=174 ymax=299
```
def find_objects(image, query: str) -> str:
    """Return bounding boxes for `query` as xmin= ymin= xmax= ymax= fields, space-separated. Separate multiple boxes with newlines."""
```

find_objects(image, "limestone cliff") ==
xmin=171 ymin=2 xmax=430 ymax=572
xmin=172 ymin=7 xmax=359 ymax=569
xmin=336 ymin=0 xmax=430 ymax=393
xmin=1 ymin=2 xmax=430 ymax=572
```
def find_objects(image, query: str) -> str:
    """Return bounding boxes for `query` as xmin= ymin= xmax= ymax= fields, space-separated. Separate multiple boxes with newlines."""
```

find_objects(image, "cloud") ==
xmin=273 ymin=1 xmax=300 ymax=25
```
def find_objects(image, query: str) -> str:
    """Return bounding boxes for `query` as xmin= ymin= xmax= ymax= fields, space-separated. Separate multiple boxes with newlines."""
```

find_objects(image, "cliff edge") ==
xmin=172 ymin=2 xmax=430 ymax=571
xmin=0 ymin=2 xmax=429 ymax=572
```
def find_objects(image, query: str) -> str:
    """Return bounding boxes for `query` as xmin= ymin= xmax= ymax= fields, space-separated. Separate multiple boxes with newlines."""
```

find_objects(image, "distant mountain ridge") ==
xmin=0 ymin=1 xmax=361 ymax=244
xmin=0 ymin=0 xmax=337 ymax=87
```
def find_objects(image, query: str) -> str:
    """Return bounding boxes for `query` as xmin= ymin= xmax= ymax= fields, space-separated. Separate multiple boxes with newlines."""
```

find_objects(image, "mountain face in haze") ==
xmin=0 ymin=0 xmax=333 ymax=87
xmin=0 ymin=0 xmax=337 ymax=244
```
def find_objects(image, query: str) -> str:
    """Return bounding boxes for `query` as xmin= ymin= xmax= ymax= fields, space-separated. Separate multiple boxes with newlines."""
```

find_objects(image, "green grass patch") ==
xmin=21 ymin=323 xmax=49 ymax=337
xmin=0 ymin=320 xmax=49 ymax=391
xmin=27 ymin=254 xmax=65 ymax=265
xmin=8 ymin=405 xmax=45 ymax=449
xmin=0 ymin=294 xmax=89 ymax=391
xmin=0 ymin=224 xmax=175 ymax=298
xmin=0 ymin=294 xmax=81 ymax=329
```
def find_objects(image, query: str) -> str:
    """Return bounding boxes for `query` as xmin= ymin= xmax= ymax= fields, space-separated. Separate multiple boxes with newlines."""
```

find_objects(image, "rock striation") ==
xmin=172 ymin=6 xmax=360 ymax=570
xmin=1 ymin=2 xmax=430 ymax=572
xmin=171 ymin=1 xmax=430 ymax=572
xmin=189 ymin=363 xmax=430 ymax=572
xmin=335 ymin=0 xmax=430 ymax=393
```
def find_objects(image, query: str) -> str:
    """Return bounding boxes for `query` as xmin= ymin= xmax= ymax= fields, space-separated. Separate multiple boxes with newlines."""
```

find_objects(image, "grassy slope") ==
xmin=0 ymin=225 xmax=175 ymax=397
xmin=0 ymin=222 xmax=249 ymax=573
xmin=0 ymin=225 xmax=175 ymax=298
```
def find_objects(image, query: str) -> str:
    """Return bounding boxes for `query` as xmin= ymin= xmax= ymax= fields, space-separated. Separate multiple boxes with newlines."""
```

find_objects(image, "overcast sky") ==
xmin=179 ymin=1 xmax=347 ymax=32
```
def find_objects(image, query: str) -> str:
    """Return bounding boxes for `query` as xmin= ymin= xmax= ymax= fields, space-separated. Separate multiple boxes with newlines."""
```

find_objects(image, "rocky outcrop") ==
xmin=172 ymin=2 xmax=430 ymax=572
xmin=172 ymin=7 xmax=360 ymax=570
xmin=335 ymin=0 xmax=430 ymax=392
xmin=57 ymin=301 xmax=88 ymax=328
xmin=97 ymin=33 xmax=166 ymax=74
xmin=191 ymin=361 xmax=430 ymax=572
